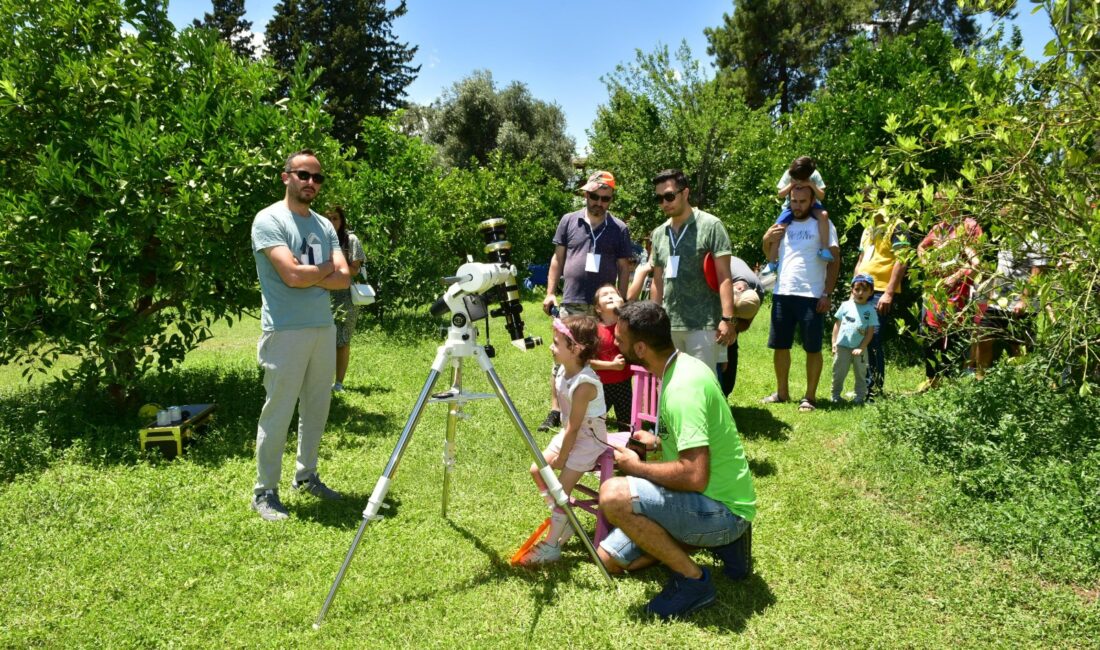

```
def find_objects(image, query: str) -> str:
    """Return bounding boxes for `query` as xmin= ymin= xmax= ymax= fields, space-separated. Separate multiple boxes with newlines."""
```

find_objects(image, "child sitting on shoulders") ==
xmin=588 ymin=284 xmax=632 ymax=430
xmin=768 ymin=155 xmax=832 ymax=272
xmin=831 ymin=274 xmax=879 ymax=404
xmin=520 ymin=315 xmax=608 ymax=565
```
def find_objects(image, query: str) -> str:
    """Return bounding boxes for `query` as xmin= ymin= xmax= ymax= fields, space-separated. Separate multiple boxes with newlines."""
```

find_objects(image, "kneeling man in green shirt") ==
xmin=598 ymin=301 xmax=756 ymax=620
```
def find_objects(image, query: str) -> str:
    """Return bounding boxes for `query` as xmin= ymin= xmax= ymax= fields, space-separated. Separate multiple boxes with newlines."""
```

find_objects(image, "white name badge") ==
xmin=585 ymin=252 xmax=601 ymax=273
xmin=666 ymin=255 xmax=680 ymax=279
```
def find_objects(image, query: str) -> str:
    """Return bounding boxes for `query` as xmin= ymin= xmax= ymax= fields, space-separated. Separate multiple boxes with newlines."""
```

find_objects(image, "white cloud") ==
xmin=246 ymin=30 xmax=266 ymax=57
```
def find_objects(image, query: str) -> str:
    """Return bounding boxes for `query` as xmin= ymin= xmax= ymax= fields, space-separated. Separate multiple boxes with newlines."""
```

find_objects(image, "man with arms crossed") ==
xmin=762 ymin=184 xmax=840 ymax=411
xmin=598 ymin=301 xmax=756 ymax=620
xmin=250 ymin=149 xmax=349 ymax=521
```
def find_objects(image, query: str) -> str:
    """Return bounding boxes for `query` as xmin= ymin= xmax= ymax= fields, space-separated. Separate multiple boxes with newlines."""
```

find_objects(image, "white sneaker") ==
xmin=518 ymin=541 xmax=561 ymax=565
xmin=332 ymin=383 xmax=344 ymax=392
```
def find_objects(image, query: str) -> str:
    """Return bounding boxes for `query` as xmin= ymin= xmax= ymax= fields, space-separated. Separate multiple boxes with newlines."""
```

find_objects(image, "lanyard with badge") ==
xmin=654 ymin=350 xmax=678 ymax=440
xmin=665 ymin=222 xmax=690 ymax=279
xmin=585 ymin=218 xmax=605 ymax=273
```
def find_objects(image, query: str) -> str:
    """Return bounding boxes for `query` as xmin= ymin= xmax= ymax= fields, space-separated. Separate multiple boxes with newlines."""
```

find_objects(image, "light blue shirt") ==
xmin=834 ymin=299 xmax=878 ymax=349
xmin=251 ymin=201 xmax=340 ymax=331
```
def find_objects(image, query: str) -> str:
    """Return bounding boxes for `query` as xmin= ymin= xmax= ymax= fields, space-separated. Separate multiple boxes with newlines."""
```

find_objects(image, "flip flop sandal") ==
xmin=798 ymin=398 xmax=817 ymax=412
xmin=761 ymin=393 xmax=789 ymax=404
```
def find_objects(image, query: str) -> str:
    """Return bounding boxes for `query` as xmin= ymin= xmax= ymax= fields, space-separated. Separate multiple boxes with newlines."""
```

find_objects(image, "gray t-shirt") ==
xmin=729 ymin=256 xmax=763 ymax=293
xmin=251 ymin=201 xmax=340 ymax=331
xmin=553 ymin=209 xmax=633 ymax=305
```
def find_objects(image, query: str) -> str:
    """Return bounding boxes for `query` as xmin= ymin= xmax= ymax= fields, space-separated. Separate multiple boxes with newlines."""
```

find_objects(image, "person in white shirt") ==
xmin=760 ymin=185 xmax=840 ymax=412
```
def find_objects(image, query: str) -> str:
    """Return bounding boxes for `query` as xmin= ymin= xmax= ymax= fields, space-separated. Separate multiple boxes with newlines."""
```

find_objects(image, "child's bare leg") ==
xmin=545 ymin=467 xmax=585 ymax=544
xmin=530 ymin=451 xmax=559 ymax=495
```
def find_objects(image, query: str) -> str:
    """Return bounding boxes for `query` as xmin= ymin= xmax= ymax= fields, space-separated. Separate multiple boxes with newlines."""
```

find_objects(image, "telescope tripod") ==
xmin=314 ymin=329 xmax=614 ymax=628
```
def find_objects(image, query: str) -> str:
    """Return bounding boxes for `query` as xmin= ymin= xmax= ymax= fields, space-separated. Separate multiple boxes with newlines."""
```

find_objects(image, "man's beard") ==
xmin=295 ymin=187 xmax=316 ymax=204
xmin=620 ymin=345 xmax=642 ymax=365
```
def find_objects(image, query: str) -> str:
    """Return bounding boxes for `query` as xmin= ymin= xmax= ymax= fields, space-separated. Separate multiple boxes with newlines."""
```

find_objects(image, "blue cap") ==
xmin=851 ymin=273 xmax=875 ymax=287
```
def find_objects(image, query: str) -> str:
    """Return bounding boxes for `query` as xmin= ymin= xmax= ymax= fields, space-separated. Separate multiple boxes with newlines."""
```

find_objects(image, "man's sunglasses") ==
xmin=654 ymin=189 xmax=683 ymax=204
xmin=289 ymin=169 xmax=326 ymax=184
xmin=587 ymin=191 xmax=613 ymax=204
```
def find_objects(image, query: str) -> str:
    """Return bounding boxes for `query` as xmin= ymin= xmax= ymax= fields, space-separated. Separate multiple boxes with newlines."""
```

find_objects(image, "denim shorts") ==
xmin=598 ymin=476 xmax=750 ymax=567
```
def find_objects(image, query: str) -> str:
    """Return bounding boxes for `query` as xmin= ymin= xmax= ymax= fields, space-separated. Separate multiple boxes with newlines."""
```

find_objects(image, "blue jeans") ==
xmin=599 ymin=477 xmax=751 ymax=567
xmin=865 ymin=292 xmax=887 ymax=396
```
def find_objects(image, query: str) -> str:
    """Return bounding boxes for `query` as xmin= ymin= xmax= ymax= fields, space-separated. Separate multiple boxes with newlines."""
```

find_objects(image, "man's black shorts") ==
xmin=768 ymin=294 xmax=824 ymax=352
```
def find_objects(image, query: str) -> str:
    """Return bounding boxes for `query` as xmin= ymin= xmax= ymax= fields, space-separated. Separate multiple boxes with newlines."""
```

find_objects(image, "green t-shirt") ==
xmin=658 ymin=353 xmax=756 ymax=521
xmin=650 ymin=208 xmax=732 ymax=330
xmin=251 ymin=201 xmax=340 ymax=332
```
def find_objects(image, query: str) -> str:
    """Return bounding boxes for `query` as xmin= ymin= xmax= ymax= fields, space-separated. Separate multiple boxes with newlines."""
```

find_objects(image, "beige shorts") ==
xmin=544 ymin=418 xmax=609 ymax=472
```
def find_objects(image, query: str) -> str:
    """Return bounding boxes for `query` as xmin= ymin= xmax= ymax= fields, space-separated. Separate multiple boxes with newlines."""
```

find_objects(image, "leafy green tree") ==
xmin=0 ymin=0 xmax=338 ymax=407
xmin=868 ymin=0 xmax=1100 ymax=388
xmin=324 ymin=115 xmax=571 ymax=312
xmin=413 ymin=70 xmax=575 ymax=183
xmin=705 ymin=0 xmax=991 ymax=114
xmin=866 ymin=0 xmax=984 ymax=44
xmin=265 ymin=0 xmax=419 ymax=149
xmin=192 ymin=0 xmax=256 ymax=58
xmin=760 ymin=26 xmax=975 ymax=260
xmin=587 ymin=43 xmax=767 ymax=235
xmin=705 ymin=0 xmax=867 ymax=114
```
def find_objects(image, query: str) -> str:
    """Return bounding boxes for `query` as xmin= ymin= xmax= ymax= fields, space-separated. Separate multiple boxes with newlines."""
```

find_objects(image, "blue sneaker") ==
xmin=817 ymin=248 xmax=834 ymax=262
xmin=709 ymin=526 xmax=752 ymax=580
xmin=645 ymin=567 xmax=716 ymax=620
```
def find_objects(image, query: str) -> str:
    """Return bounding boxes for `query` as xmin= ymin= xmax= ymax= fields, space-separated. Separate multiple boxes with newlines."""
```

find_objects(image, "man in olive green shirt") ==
xmin=648 ymin=169 xmax=738 ymax=375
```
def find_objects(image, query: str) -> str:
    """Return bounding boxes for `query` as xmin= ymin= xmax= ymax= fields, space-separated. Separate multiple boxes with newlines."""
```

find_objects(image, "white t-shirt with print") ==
xmin=774 ymin=216 xmax=839 ymax=298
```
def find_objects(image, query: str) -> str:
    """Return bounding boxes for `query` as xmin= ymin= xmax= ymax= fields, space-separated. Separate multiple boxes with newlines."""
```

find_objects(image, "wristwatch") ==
xmin=720 ymin=316 xmax=734 ymax=323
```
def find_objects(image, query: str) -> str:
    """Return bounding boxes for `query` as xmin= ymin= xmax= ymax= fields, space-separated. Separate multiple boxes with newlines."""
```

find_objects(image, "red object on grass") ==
xmin=510 ymin=517 xmax=550 ymax=566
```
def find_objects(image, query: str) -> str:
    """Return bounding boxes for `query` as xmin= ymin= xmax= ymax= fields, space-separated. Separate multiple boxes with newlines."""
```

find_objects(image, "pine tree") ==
xmin=705 ymin=0 xmax=988 ymax=114
xmin=265 ymin=0 xmax=419 ymax=148
xmin=192 ymin=0 xmax=256 ymax=59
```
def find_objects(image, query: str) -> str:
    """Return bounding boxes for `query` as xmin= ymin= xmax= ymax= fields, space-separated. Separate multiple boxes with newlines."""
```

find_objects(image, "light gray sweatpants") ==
xmin=254 ymin=325 xmax=337 ymax=494
xmin=831 ymin=346 xmax=868 ymax=402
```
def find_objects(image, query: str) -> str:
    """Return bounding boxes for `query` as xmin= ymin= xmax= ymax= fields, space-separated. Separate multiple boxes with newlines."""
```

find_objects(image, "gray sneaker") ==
xmin=252 ymin=490 xmax=289 ymax=521
xmin=292 ymin=474 xmax=343 ymax=500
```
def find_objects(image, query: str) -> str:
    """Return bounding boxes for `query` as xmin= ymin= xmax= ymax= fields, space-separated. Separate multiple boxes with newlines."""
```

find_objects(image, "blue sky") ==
xmin=165 ymin=1 xmax=1056 ymax=154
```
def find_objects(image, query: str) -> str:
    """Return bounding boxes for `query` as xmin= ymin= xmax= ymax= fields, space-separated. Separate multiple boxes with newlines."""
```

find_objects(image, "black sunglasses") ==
xmin=654 ymin=190 xmax=682 ymax=204
xmin=289 ymin=169 xmax=326 ymax=184
xmin=587 ymin=191 xmax=613 ymax=204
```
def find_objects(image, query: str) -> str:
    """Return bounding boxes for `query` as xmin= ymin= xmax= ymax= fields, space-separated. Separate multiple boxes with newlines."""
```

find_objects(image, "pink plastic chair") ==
xmin=570 ymin=431 xmax=627 ymax=546
xmin=571 ymin=366 xmax=662 ymax=546
xmin=629 ymin=364 xmax=661 ymax=435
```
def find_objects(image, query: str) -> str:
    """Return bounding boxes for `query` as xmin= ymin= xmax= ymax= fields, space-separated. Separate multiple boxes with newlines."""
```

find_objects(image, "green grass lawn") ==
xmin=0 ymin=300 xmax=1096 ymax=648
